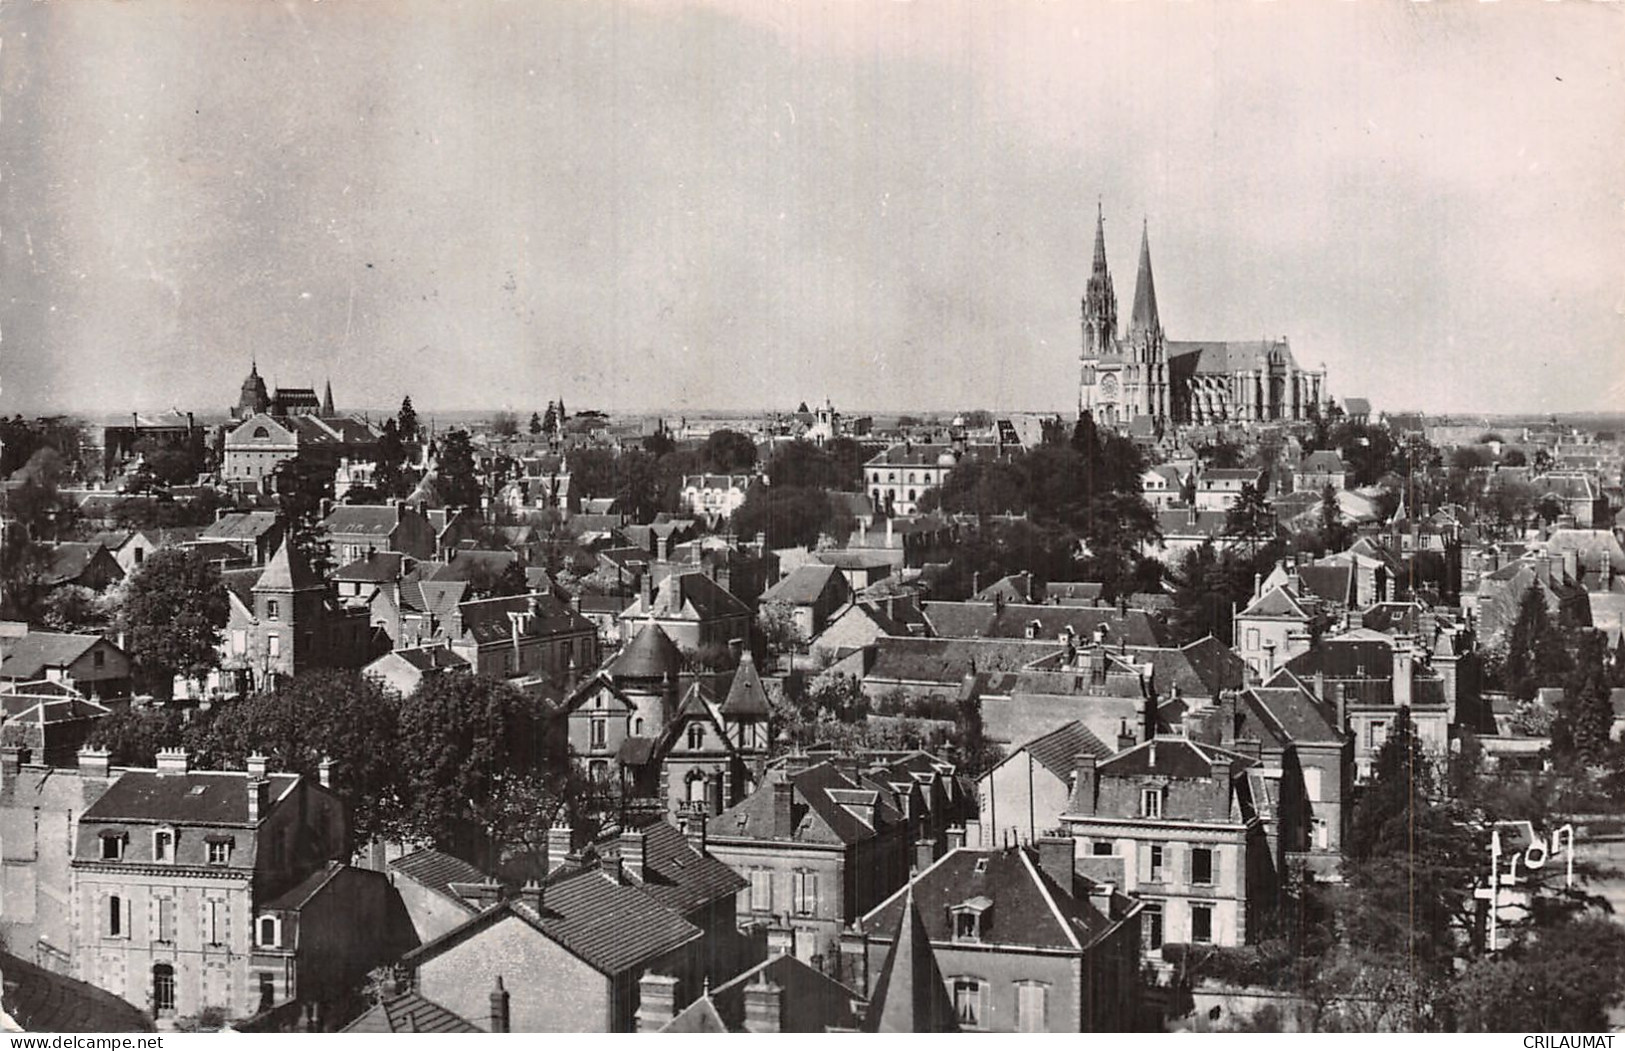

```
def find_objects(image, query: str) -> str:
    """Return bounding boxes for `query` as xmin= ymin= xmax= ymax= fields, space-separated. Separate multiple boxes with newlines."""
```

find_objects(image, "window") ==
xmin=590 ymin=718 xmax=607 ymax=749
xmin=1016 ymin=981 xmax=1049 ymax=1033
xmin=687 ymin=724 xmax=704 ymax=750
xmin=133 ymin=548 xmax=144 ymax=565
xmin=155 ymin=897 xmax=176 ymax=943
xmin=1149 ymin=844 xmax=1165 ymax=883
xmin=204 ymin=900 xmax=224 ymax=945
xmin=1141 ymin=789 xmax=1162 ymax=818
xmin=267 ymin=633 xmax=281 ymax=658
xmin=100 ymin=834 xmax=125 ymax=861
xmin=1191 ymin=903 xmax=1214 ymax=944
xmin=257 ymin=915 xmax=281 ymax=948
xmin=634 ymin=718 xmax=644 ymax=736
xmin=1245 ymin=628 xmax=1260 ymax=651
xmin=1093 ymin=840 xmax=1114 ymax=856
xmin=265 ymin=599 xmax=280 ymax=622
xmin=208 ymin=840 xmax=232 ymax=865
xmin=153 ymin=830 xmax=173 ymax=863
xmin=952 ymin=978 xmax=986 ymax=1029
xmin=749 ymin=869 xmax=772 ymax=913
xmin=688 ymin=775 xmax=707 ymax=804
xmin=152 ymin=964 xmax=176 ymax=1014
xmin=1303 ymin=767 xmax=1323 ymax=803
xmin=94 ymin=649 xmax=105 ymax=669
xmin=792 ymin=870 xmax=819 ymax=916
xmin=1192 ymin=846 xmax=1214 ymax=886
xmin=257 ymin=973 xmax=276 ymax=1012
xmin=107 ymin=895 xmax=126 ymax=937
xmin=1143 ymin=902 xmax=1164 ymax=951
xmin=954 ymin=911 xmax=979 ymax=941
xmin=1368 ymin=721 xmax=1387 ymax=750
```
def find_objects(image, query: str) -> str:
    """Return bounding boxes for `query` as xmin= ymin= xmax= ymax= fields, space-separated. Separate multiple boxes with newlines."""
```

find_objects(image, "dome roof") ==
xmin=607 ymin=621 xmax=683 ymax=680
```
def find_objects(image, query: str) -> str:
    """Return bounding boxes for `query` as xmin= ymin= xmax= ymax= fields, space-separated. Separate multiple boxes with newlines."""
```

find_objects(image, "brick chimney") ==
xmin=246 ymin=753 xmax=269 ymax=779
xmin=772 ymin=779 xmax=797 ymax=838
xmin=914 ymin=838 xmax=936 ymax=873
xmin=547 ymin=815 xmax=573 ymax=875
xmin=247 ymin=779 xmax=269 ymax=823
xmin=78 ymin=747 xmax=112 ymax=779
xmin=636 ymin=973 xmax=679 ymax=1032
xmin=1037 ymin=833 xmax=1076 ymax=892
xmin=1071 ymin=753 xmax=1098 ymax=814
xmin=1217 ymin=690 xmax=1239 ymax=747
xmin=620 ymin=828 xmax=647 ymax=883
xmin=945 ymin=825 xmax=966 ymax=851
xmin=1210 ymin=757 xmax=1233 ymax=818
xmin=156 ymin=748 xmax=191 ymax=775
xmin=679 ymin=810 xmax=707 ymax=855
xmin=518 ymin=879 xmax=544 ymax=912
xmin=488 ymin=977 xmax=510 ymax=1033
xmin=742 ymin=973 xmax=783 ymax=1034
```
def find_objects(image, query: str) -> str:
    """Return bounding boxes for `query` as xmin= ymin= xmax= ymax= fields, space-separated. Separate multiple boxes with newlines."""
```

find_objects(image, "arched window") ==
xmin=257 ymin=915 xmax=280 ymax=948
xmin=152 ymin=964 xmax=176 ymax=1014
xmin=688 ymin=724 xmax=704 ymax=749
xmin=908 ymin=490 xmax=917 ymax=502
xmin=252 ymin=426 xmax=270 ymax=439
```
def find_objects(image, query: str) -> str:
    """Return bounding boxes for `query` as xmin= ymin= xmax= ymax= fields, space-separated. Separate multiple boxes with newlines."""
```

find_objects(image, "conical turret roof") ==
xmin=608 ymin=621 xmax=683 ymax=680
xmin=720 ymin=651 xmax=771 ymax=717
xmin=863 ymin=881 xmax=959 ymax=1033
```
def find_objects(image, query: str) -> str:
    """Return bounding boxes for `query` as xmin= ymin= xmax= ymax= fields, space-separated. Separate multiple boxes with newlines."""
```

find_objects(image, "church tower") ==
xmin=1124 ymin=221 xmax=1169 ymax=423
xmin=235 ymin=360 xmax=270 ymax=421
xmin=321 ymin=379 xmax=335 ymax=417
xmin=1079 ymin=205 xmax=1122 ymax=422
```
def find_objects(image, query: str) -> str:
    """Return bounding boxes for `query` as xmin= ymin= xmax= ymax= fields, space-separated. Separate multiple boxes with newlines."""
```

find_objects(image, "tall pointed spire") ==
xmin=1129 ymin=218 xmax=1161 ymax=335
xmin=1081 ymin=201 xmax=1118 ymax=360
xmin=321 ymin=379 xmax=335 ymax=417
xmin=1091 ymin=200 xmax=1109 ymax=276
xmin=862 ymin=882 xmax=960 ymax=1033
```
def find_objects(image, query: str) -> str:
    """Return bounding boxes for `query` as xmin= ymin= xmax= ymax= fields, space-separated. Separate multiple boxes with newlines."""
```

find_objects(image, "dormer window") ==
xmin=257 ymin=915 xmax=282 ymax=949
xmin=99 ymin=831 xmax=126 ymax=861
xmin=948 ymin=896 xmax=993 ymax=943
xmin=1141 ymin=788 xmax=1163 ymax=818
xmin=153 ymin=828 xmax=175 ymax=863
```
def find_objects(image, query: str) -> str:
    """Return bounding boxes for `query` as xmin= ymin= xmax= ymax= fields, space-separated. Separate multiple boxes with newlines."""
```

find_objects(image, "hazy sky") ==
xmin=1 ymin=0 xmax=1621 ymax=417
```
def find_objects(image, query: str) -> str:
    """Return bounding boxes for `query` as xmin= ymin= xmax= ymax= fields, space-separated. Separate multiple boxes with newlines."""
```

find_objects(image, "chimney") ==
xmin=518 ymin=879 xmax=544 ymax=911
xmin=742 ymin=973 xmax=783 ymax=1034
xmin=773 ymin=779 xmax=796 ymax=838
xmin=247 ymin=779 xmax=269 ymax=823
xmin=945 ymin=825 xmax=966 ymax=851
xmin=156 ymin=748 xmax=191 ymax=775
xmin=1392 ymin=636 xmax=1414 ymax=709
xmin=914 ymin=838 xmax=936 ymax=873
xmin=656 ymin=534 xmax=670 ymax=563
xmin=620 ymin=828 xmax=647 ymax=883
xmin=318 ymin=757 xmax=333 ymax=789
xmin=1037 ymin=833 xmax=1076 ymax=891
xmin=78 ymin=747 xmax=112 ymax=779
xmin=1217 ymin=690 xmax=1239 ymax=747
xmin=1117 ymin=719 xmax=1136 ymax=753
xmin=245 ymin=752 xmax=268 ymax=780
xmin=679 ymin=810 xmax=708 ymax=855
xmin=1561 ymin=547 xmax=1579 ymax=585
xmin=1072 ymin=753 xmax=1098 ymax=814
xmin=636 ymin=973 xmax=680 ymax=1032
xmin=547 ymin=814 xmax=573 ymax=874
xmin=1210 ymin=757 xmax=1233 ymax=817
xmin=488 ymin=977 xmax=511 ymax=1033
xmin=640 ymin=569 xmax=654 ymax=611
xmin=0 ymin=745 xmax=21 ymax=785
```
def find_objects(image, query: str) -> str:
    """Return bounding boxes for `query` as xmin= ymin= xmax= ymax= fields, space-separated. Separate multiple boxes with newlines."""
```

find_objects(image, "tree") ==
xmin=1318 ymin=484 xmax=1351 ymax=552
xmin=541 ymin=402 xmax=559 ymax=437
xmin=1552 ymin=629 xmax=1613 ymax=762
xmin=86 ymin=705 xmax=198 ymax=767
xmin=396 ymin=673 xmax=560 ymax=867
xmin=40 ymin=585 xmax=104 ymax=634
xmin=1501 ymin=448 xmax=1527 ymax=467
xmin=1451 ymin=917 xmax=1625 ymax=1032
xmin=396 ymin=395 xmax=419 ymax=442
xmin=271 ymin=457 xmax=335 ymax=577
xmin=434 ymin=429 xmax=483 ymax=509
xmin=732 ymin=484 xmax=847 ymax=549
xmin=528 ymin=411 xmax=543 ymax=436
xmin=1224 ymin=482 xmax=1275 ymax=554
xmin=703 ymin=429 xmax=759 ymax=474
xmin=195 ymin=670 xmax=405 ymax=845
xmin=1502 ymin=587 xmax=1570 ymax=702
xmin=756 ymin=599 xmax=806 ymax=661
xmin=117 ymin=548 xmax=230 ymax=699
xmin=490 ymin=411 xmax=520 ymax=437
xmin=0 ymin=532 xmax=53 ymax=622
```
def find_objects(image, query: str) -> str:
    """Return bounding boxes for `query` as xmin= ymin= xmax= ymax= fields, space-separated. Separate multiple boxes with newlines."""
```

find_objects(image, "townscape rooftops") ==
xmin=1016 ymin=720 xmax=1112 ymax=780
xmin=1299 ymin=450 xmax=1347 ymax=474
xmin=0 ymin=632 xmax=111 ymax=681
xmin=384 ymin=645 xmax=470 ymax=673
xmin=0 ymin=950 xmax=156 ymax=1033
xmin=1296 ymin=564 xmax=1355 ymax=606
xmin=457 ymin=592 xmax=592 ymax=645
xmin=595 ymin=819 xmax=746 ymax=916
xmin=713 ymin=761 xmax=901 ymax=846
xmin=201 ymin=510 xmax=281 ymax=542
xmin=42 ymin=543 xmax=116 ymax=586
xmin=762 ymin=563 xmax=843 ymax=605
xmin=866 ymin=636 xmax=1062 ymax=685
xmin=82 ymin=770 xmax=300 ymax=826
xmin=319 ymin=504 xmax=406 ymax=536
xmin=389 ymin=848 xmax=494 ymax=915
xmin=341 ymin=991 xmax=482 ymax=1034
xmin=334 ymin=551 xmax=410 ymax=582
xmin=669 ymin=952 xmax=866 ymax=1033
xmin=1096 ymin=736 xmax=1259 ymax=780
xmin=865 ymin=443 xmax=959 ymax=467
xmin=608 ymin=621 xmax=684 ymax=679
xmin=254 ymin=541 xmax=323 ymax=592
xmin=1243 ymin=686 xmax=1342 ymax=746
xmin=920 ymin=601 xmax=1168 ymax=647
xmin=719 ymin=653 xmax=771 ymax=717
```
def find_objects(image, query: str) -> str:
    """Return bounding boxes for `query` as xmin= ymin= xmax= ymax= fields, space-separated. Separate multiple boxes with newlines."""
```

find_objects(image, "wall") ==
xmin=978 ymin=755 xmax=1071 ymax=848
xmin=416 ymin=913 xmax=609 ymax=1032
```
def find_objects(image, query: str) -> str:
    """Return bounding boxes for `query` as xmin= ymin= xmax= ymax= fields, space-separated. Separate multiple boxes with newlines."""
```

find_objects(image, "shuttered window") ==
xmin=1016 ymin=982 xmax=1049 ymax=1033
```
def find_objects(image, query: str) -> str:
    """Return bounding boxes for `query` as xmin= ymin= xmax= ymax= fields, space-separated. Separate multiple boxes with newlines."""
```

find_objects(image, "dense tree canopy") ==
xmin=731 ymin=483 xmax=851 ymax=550
xmin=117 ymin=548 xmax=230 ymax=698
xmin=703 ymin=429 xmax=759 ymax=473
xmin=434 ymin=428 xmax=483 ymax=509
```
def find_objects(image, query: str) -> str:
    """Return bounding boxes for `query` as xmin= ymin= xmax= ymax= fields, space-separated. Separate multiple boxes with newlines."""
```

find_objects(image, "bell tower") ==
xmin=1079 ymin=203 xmax=1120 ymax=420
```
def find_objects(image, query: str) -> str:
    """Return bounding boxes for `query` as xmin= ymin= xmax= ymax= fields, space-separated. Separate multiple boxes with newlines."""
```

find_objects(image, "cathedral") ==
xmin=1078 ymin=208 xmax=1327 ymax=429
xmin=230 ymin=361 xmax=335 ymax=421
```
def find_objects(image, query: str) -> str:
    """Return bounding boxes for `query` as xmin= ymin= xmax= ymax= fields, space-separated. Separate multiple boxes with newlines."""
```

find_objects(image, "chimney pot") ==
xmin=245 ymin=752 xmax=268 ymax=779
xmin=488 ymin=976 xmax=511 ymax=1034
xmin=620 ymin=828 xmax=647 ymax=883
xmin=742 ymin=974 xmax=784 ymax=1034
xmin=156 ymin=748 xmax=192 ymax=775
xmin=78 ymin=747 xmax=112 ymax=779
xmin=636 ymin=973 xmax=681 ymax=1032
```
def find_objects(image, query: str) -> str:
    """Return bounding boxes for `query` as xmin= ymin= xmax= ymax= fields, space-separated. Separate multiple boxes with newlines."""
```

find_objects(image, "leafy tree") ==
xmin=1536 ymin=494 xmax=1565 ymax=526
xmin=1501 ymin=448 xmax=1527 ymax=467
xmin=396 ymin=673 xmax=560 ymax=867
xmin=195 ymin=670 xmax=404 ymax=845
xmin=731 ymin=484 xmax=848 ymax=549
xmin=1224 ymin=482 xmax=1275 ymax=553
xmin=434 ymin=429 xmax=483 ymax=509
xmin=541 ymin=402 xmax=559 ymax=436
xmin=1201 ymin=434 xmax=1245 ymax=469
xmin=766 ymin=439 xmax=863 ymax=491
xmin=396 ymin=395 xmax=419 ymax=442
xmin=1551 ymin=628 xmax=1613 ymax=762
xmin=756 ymin=599 xmax=805 ymax=660
xmin=492 ymin=558 xmax=531 ymax=598
xmin=270 ymin=457 xmax=335 ymax=577
xmin=117 ymin=548 xmax=230 ymax=699
xmin=1502 ymin=587 xmax=1571 ymax=702
xmin=703 ymin=429 xmax=759 ymax=473
xmin=528 ymin=411 xmax=542 ymax=436
xmin=1450 ymin=917 xmax=1625 ymax=1032
xmin=7 ymin=448 xmax=78 ymax=540
xmin=86 ymin=705 xmax=199 ymax=767
xmin=40 ymin=585 xmax=104 ymax=633
xmin=0 ymin=532 xmax=53 ymax=622
xmin=641 ymin=429 xmax=676 ymax=458
xmin=490 ymin=411 xmax=520 ymax=437
xmin=1318 ymin=484 xmax=1351 ymax=553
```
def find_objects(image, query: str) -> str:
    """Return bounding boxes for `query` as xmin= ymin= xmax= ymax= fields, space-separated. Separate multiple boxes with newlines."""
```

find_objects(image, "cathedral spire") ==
xmin=1091 ymin=200 xmax=1109 ymax=278
xmin=1081 ymin=201 xmax=1118 ymax=360
xmin=321 ymin=379 xmax=335 ymax=417
xmin=1129 ymin=218 xmax=1161 ymax=335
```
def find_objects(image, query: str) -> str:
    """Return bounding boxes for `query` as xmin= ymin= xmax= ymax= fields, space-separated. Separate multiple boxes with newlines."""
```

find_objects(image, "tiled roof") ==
xmin=1167 ymin=340 xmax=1281 ymax=377
xmin=254 ymin=541 xmax=322 ymax=591
xmin=82 ymin=770 xmax=299 ymax=825
xmin=201 ymin=511 xmax=281 ymax=542
xmin=341 ymin=992 xmax=480 ymax=1034
xmin=862 ymin=845 xmax=1113 ymax=954
xmin=1296 ymin=565 xmax=1354 ymax=606
xmin=1243 ymin=687 xmax=1342 ymax=746
xmin=320 ymin=505 xmax=404 ymax=536
xmin=1096 ymin=737 xmax=1258 ymax=780
xmin=335 ymin=551 xmax=409 ymax=582
xmin=720 ymin=652 xmax=771 ymax=716
xmin=458 ymin=593 xmax=593 ymax=645
xmin=597 ymin=820 xmax=746 ymax=916
xmin=390 ymin=848 xmax=492 ymax=914
xmin=403 ymin=871 xmax=701 ymax=977
xmin=713 ymin=762 xmax=902 ymax=847
xmin=1018 ymin=720 xmax=1111 ymax=779
xmin=673 ymin=953 xmax=867 ymax=1033
xmin=0 ymin=632 xmax=105 ymax=681
xmin=866 ymin=636 xmax=1059 ymax=684
xmin=1284 ymin=634 xmax=1394 ymax=680
xmin=1180 ymin=636 xmax=1248 ymax=696
xmin=0 ymin=950 xmax=156 ymax=1032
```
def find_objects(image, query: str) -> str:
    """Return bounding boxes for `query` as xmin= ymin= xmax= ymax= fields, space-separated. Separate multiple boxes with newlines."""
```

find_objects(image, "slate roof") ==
xmin=1167 ymin=340 xmax=1283 ymax=377
xmin=341 ymin=991 xmax=480 ymax=1034
xmin=713 ymin=762 xmax=902 ymax=847
xmin=1239 ymin=586 xmax=1309 ymax=619
xmin=865 ymin=443 xmax=958 ymax=467
xmin=1096 ymin=736 xmax=1258 ymax=780
xmin=595 ymin=820 xmax=745 ymax=916
xmin=1284 ymin=633 xmax=1394 ymax=680
xmin=762 ymin=564 xmax=844 ymax=605
xmin=607 ymin=622 xmax=684 ymax=679
xmin=0 ymin=950 xmax=155 ymax=1033
xmin=1180 ymin=636 xmax=1248 ymax=696
xmin=1243 ymin=687 xmax=1342 ymax=746
xmin=335 ymin=551 xmax=410 ymax=582
xmin=389 ymin=848 xmax=492 ymax=914
xmin=720 ymin=652 xmax=771 ymax=716
xmin=457 ymin=593 xmax=593 ymax=645
xmin=643 ymin=571 xmax=751 ymax=620
xmin=401 ymin=578 xmax=467 ymax=618
xmin=220 ymin=567 xmax=263 ymax=609
xmin=862 ymin=845 xmax=1114 ymax=954
xmin=862 ymin=884 xmax=958 ymax=1033
xmin=920 ymin=602 xmax=1167 ymax=646
xmin=428 ymin=550 xmax=520 ymax=584
xmin=1296 ymin=564 xmax=1354 ymax=606
xmin=1299 ymin=451 xmax=1347 ymax=474
xmin=201 ymin=511 xmax=281 ymax=542
xmin=254 ymin=541 xmax=322 ymax=591
xmin=321 ymin=505 xmax=407 ymax=536
xmin=0 ymin=633 xmax=106 ymax=680
xmin=1017 ymin=720 xmax=1111 ymax=779
xmin=43 ymin=543 xmax=117 ymax=586
xmin=384 ymin=645 xmax=470 ymax=673
xmin=82 ymin=770 xmax=300 ymax=825
xmin=402 ymin=871 xmax=701 ymax=977
xmin=866 ymin=637 xmax=1061 ymax=684
xmin=668 ymin=953 xmax=867 ymax=1033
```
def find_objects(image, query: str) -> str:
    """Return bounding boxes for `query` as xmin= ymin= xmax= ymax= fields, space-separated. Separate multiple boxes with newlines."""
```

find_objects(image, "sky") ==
xmin=0 ymin=0 xmax=1621 ymax=418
